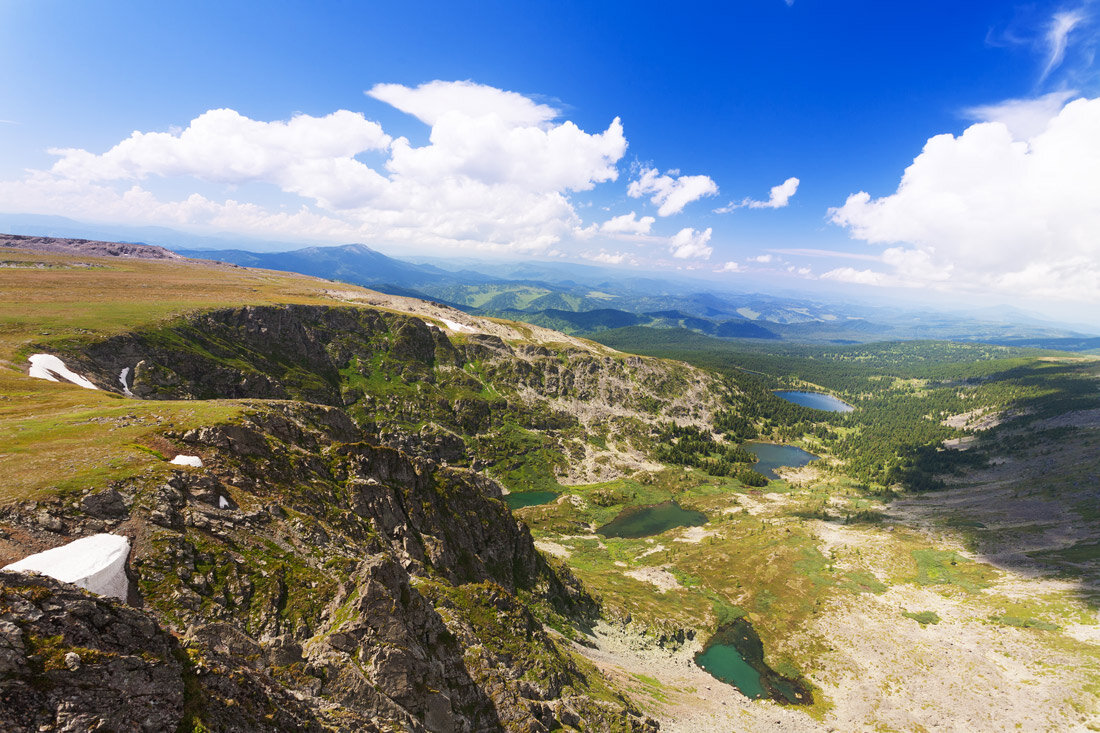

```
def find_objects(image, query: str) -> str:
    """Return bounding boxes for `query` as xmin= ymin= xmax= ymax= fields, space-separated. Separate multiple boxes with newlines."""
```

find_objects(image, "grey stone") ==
xmin=80 ymin=488 xmax=127 ymax=519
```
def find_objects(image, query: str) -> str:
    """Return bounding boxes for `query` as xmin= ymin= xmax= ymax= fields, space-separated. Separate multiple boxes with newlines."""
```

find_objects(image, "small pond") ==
xmin=695 ymin=619 xmax=812 ymax=705
xmin=504 ymin=490 xmax=559 ymax=510
xmin=774 ymin=390 xmax=853 ymax=412
xmin=744 ymin=442 xmax=819 ymax=480
xmin=596 ymin=500 xmax=706 ymax=539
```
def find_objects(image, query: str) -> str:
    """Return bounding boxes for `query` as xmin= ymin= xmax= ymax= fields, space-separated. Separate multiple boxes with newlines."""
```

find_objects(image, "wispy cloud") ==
xmin=1041 ymin=9 xmax=1087 ymax=81
xmin=0 ymin=119 xmax=18 ymax=125
xmin=768 ymin=247 xmax=880 ymax=262
xmin=964 ymin=90 xmax=1077 ymax=139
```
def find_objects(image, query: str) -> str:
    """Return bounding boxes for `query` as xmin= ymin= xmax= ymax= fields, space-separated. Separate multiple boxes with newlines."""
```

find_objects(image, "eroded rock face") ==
xmin=0 ymin=571 xmax=184 ymax=733
xmin=90 ymin=402 xmax=631 ymax=731
xmin=0 ymin=573 xmax=388 ymax=732
xmin=307 ymin=555 xmax=498 ymax=731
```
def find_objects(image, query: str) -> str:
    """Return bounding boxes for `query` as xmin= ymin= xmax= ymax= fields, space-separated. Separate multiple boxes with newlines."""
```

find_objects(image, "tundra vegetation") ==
xmin=0 ymin=241 xmax=1098 ymax=731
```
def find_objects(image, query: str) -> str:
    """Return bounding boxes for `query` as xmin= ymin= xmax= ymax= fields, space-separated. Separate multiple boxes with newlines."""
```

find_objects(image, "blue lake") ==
xmin=745 ymin=442 xmax=819 ymax=480
xmin=596 ymin=500 xmax=707 ymax=539
xmin=774 ymin=390 xmax=853 ymax=412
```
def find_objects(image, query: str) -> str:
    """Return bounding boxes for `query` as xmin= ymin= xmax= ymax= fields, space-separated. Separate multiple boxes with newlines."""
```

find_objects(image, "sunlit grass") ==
xmin=0 ymin=247 xmax=383 ymax=503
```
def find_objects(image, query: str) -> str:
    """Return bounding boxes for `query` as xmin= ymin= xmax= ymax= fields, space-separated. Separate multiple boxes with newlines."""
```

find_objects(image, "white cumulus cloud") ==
xmin=600 ymin=211 xmax=655 ymax=235
xmin=830 ymin=96 xmax=1100 ymax=302
xmin=627 ymin=167 xmax=718 ymax=216
xmin=47 ymin=109 xmax=393 ymax=211
xmin=49 ymin=108 xmax=391 ymax=183
xmin=668 ymin=227 xmax=713 ymax=259
xmin=749 ymin=176 xmax=800 ymax=208
xmin=820 ymin=267 xmax=887 ymax=286
xmin=2 ymin=81 xmax=629 ymax=254
xmin=581 ymin=250 xmax=633 ymax=265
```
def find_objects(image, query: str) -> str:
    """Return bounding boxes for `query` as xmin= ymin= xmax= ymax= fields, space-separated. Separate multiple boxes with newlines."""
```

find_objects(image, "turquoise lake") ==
xmin=774 ymin=390 xmax=854 ymax=412
xmin=696 ymin=641 xmax=766 ymax=698
xmin=695 ymin=621 xmax=812 ymax=704
xmin=596 ymin=500 xmax=707 ymax=538
xmin=744 ymin=442 xmax=819 ymax=479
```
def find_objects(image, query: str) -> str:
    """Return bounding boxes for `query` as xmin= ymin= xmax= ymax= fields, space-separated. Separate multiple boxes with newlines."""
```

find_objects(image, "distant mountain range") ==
xmin=4 ymin=213 xmax=1098 ymax=348
xmin=172 ymin=243 xmax=1100 ymax=349
xmin=179 ymin=243 xmax=478 ymax=296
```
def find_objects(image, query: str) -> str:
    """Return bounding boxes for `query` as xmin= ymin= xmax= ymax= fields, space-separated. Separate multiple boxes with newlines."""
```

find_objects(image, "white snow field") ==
xmin=170 ymin=454 xmax=203 ymax=467
xmin=27 ymin=354 xmax=99 ymax=389
xmin=2 ymin=533 xmax=131 ymax=601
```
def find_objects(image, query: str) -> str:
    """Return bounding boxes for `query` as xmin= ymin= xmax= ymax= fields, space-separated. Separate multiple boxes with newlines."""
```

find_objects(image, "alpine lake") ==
xmin=695 ymin=619 xmax=813 ymax=705
xmin=773 ymin=390 xmax=853 ymax=412
xmin=503 ymin=490 xmax=560 ymax=510
xmin=744 ymin=441 xmax=819 ymax=479
xmin=596 ymin=500 xmax=707 ymax=539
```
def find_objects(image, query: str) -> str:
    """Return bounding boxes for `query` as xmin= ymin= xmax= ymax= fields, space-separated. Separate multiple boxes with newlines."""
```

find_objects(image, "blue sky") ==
xmin=2 ymin=1 xmax=1098 ymax=317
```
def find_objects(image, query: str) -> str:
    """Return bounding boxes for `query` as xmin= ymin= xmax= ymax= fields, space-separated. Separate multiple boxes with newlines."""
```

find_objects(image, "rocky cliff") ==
xmin=1 ymin=302 xmax=732 ymax=731
xmin=66 ymin=304 xmax=732 ymax=484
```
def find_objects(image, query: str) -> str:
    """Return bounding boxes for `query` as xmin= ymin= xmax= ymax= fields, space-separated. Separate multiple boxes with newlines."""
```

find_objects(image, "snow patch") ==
xmin=218 ymin=495 xmax=230 ymax=509
xmin=27 ymin=354 xmax=98 ymax=390
xmin=440 ymin=318 xmax=476 ymax=333
xmin=3 ymin=533 xmax=130 ymax=601
xmin=118 ymin=367 xmax=135 ymax=397
xmin=170 ymin=454 xmax=203 ymax=467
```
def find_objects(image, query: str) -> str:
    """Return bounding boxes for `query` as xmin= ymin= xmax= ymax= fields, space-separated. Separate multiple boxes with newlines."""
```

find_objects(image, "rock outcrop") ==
xmin=0 ymin=398 xmax=654 ymax=731
xmin=61 ymin=303 xmax=732 ymax=483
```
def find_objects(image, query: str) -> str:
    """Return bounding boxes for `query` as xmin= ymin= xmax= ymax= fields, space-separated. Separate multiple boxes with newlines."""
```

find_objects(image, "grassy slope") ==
xmin=0 ymin=249 xmax=383 ymax=502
